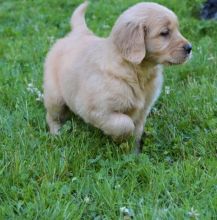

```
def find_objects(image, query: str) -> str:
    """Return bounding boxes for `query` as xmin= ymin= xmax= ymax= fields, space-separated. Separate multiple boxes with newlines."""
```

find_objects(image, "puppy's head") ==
xmin=111 ymin=3 xmax=192 ymax=65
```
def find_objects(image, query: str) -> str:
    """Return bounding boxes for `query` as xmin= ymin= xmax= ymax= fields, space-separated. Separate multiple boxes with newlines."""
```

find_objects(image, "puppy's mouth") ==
xmin=164 ymin=61 xmax=180 ymax=65
xmin=164 ymin=53 xmax=192 ymax=66
xmin=145 ymin=51 xmax=192 ymax=66
xmin=164 ymin=60 xmax=184 ymax=65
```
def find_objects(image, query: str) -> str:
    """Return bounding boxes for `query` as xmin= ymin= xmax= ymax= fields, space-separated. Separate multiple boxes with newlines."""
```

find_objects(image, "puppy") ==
xmin=44 ymin=2 xmax=192 ymax=153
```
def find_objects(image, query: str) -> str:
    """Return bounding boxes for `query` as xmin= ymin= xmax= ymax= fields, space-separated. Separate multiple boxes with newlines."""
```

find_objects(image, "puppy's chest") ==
xmin=125 ymin=97 xmax=144 ymax=122
xmin=125 ymin=88 xmax=147 ymax=120
xmin=125 ymin=70 xmax=161 ymax=120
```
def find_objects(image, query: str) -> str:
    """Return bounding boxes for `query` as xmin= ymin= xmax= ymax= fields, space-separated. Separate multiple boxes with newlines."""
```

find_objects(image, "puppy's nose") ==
xmin=183 ymin=44 xmax=192 ymax=54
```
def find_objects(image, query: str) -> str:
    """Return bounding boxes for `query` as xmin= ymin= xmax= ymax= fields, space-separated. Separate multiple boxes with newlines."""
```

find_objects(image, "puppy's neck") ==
xmin=132 ymin=61 xmax=162 ymax=90
xmin=133 ymin=59 xmax=161 ymax=77
xmin=140 ymin=59 xmax=158 ymax=68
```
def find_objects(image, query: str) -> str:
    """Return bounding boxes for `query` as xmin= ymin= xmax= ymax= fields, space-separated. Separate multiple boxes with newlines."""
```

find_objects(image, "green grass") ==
xmin=0 ymin=0 xmax=217 ymax=219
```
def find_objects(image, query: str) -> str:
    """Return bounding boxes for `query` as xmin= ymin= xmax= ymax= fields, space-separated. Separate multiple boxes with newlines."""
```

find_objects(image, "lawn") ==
xmin=0 ymin=0 xmax=217 ymax=219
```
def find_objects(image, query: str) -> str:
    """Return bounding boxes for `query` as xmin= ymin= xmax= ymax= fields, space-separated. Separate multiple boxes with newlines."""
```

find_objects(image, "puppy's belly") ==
xmin=59 ymin=67 xmax=163 ymax=134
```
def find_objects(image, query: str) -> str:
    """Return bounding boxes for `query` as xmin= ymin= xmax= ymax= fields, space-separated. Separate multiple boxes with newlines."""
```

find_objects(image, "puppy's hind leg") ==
xmin=44 ymin=86 xmax=71 ymax=135
xmin=46 ymin=102 xmax=71 ymax=135
xmin=45 ymin=96 xmax=64 ymax=134
xmin=44 ymin=59 xmax=72 ymax=134
xmin=98 ymin=113 xmax=135 ymax=141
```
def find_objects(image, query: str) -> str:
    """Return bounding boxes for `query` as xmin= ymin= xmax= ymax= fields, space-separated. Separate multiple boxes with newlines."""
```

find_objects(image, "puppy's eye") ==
xmin=160 ymin=30 xmax=170 ymax=37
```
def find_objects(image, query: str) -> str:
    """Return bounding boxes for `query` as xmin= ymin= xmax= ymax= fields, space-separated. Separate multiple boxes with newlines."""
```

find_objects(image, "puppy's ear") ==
xmin=114 ymin=22 xmax=146 ymax=64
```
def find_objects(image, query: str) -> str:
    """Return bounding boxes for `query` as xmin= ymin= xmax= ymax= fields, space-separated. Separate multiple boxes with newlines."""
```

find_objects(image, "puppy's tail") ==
xmin=70 ymin=1 xmax=90 ymax=33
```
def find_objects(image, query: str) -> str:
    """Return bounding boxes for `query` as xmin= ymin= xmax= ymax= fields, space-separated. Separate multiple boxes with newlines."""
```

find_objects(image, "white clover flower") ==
xmin=152 ymin=107 xmax=158 ymax=113
xmin=71 ymin=177 xmax=78 ymax=182
xmin=120 ymin=207 xmax=134 ymax=219
xmin=115 ymin=184 xmax=121 ymax=189
xmin=36 ymin=90 xmax=44 ymax=102
xmin=165 ymin=86 xmax=171 ymax=95
xmin=102 ymin=24 xmax=110 ymax=29
xmin=27 ymin=83 xmax=34 ymax=93
xmin=48 ymin=36 xmax=55 ymax=44
xmin=138 ymin=197 xmax=144 ymax=206
xmin=187 ymin=207 xmax=200 ymax=219
xmin=197 ymin=46 xmax=202 ymax=54
xmin=34 ymin=25 xmax=39 ymax=32
xmin=84 ymin=196 xmax=91 ymax=204
xmin=207 ymin=56 xmax=214 ymax=61
xmin=27 ymin=82 xmax=44 ymax=102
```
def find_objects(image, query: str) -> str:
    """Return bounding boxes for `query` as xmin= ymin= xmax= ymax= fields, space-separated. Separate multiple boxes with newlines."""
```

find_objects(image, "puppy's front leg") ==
xmin=133 ymin=112 xmax=148 ymax=154
xmin=134 ymin=122 xmax=145 ymax=154
xmin=134 ymin=131 xmax=147 ymax=154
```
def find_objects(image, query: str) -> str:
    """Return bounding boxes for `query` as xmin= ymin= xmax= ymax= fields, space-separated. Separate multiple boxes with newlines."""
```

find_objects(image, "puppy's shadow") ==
xmin=56 ymin=109 xmax=172 ymax=163
xmin=59 ymin=113 xmax=130 ymax=158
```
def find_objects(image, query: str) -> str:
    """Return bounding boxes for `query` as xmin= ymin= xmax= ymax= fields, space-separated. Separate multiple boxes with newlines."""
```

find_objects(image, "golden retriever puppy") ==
xmin=44 ymin=1 xmax=192 ymax=153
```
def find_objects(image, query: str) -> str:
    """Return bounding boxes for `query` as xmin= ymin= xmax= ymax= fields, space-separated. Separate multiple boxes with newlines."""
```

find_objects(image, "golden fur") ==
xmin=43 ymin=2 xmax=191 ymax=152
